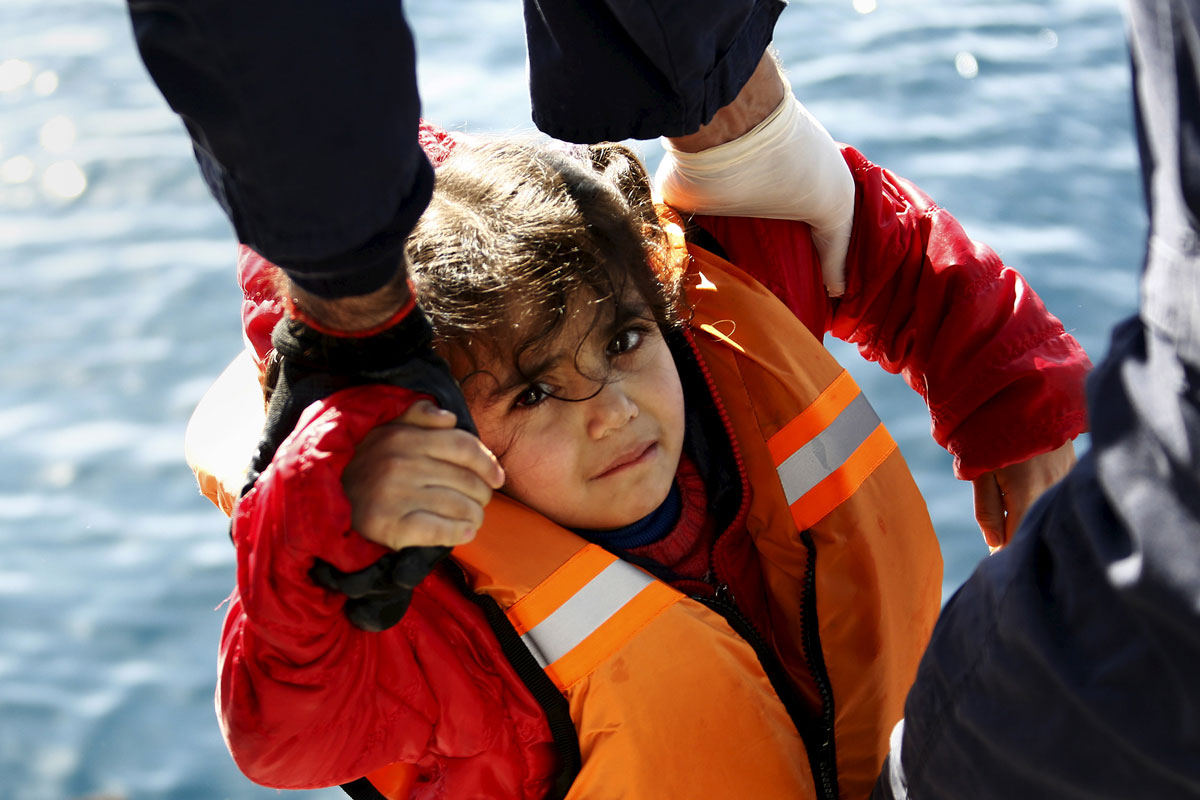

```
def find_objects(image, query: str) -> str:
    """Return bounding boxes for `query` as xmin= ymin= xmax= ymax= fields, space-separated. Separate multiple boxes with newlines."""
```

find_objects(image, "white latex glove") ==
xmin=655 ymin=87 xmax=855 ymax=296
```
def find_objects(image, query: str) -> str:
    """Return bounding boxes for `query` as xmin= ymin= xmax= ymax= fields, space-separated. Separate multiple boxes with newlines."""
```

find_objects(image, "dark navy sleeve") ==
xmin=525 ymin=0 xmax=785 ymax=143
xmin=875 ymin=1 xmax=1200 ymax=797
xmin=126 ymin=0 xmax=433 ymax=298
xmin=127 ymin=0 xmax=785 ymax=297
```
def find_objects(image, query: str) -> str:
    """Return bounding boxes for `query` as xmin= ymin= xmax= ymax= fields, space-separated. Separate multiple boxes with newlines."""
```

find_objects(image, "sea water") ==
xmin=0 ymin=0 xmax=1142 ymax=797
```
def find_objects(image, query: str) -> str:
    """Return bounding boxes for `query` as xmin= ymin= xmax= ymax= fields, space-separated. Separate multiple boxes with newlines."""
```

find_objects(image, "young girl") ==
xmin=197 ymin=125 xmax=1088 ymax=800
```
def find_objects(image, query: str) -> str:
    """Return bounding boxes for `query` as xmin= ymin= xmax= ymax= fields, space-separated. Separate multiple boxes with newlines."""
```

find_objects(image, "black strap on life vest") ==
xmin=340 ymin=777 xmax=388 ymax=799
xmin=336 ymin=563 xmax=582 ymax=800
xmin=445 ymin=563 xmax=582 ymax=800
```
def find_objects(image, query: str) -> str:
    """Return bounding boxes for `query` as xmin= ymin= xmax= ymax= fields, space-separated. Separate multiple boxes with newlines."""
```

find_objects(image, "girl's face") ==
xmin=463 ymin=301 xmax=686 ymax=531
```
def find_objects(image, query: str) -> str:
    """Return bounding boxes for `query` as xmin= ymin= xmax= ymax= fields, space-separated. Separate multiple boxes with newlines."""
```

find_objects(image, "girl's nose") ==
xmin=586 ymin=383 xmax=639 ymax=439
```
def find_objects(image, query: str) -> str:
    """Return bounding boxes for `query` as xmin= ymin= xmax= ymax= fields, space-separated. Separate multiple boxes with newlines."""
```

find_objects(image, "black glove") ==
xmin=240 ymin=306 xmax=475 ymax=633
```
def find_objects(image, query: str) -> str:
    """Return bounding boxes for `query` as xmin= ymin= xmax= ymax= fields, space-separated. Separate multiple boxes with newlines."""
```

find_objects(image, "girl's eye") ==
xmin=607 ymin=326 xmax=646 ymax=356
xmin=513 ymin=382 xmax=553 ymax=409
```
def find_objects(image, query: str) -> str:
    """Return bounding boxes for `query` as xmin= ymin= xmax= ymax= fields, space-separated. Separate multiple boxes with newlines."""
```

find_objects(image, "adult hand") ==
xmin=342 ymin=400 xmax=506 ymax=550
xmin=972 ymin=440 xmax=1077 ymax=551
xmin=656 ymin=57 xmax=855 ymax=295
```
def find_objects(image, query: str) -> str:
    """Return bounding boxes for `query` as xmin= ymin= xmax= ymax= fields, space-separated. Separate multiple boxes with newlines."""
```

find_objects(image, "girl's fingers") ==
xmin=410 ymin=485 xmax=487 ymax=530
xmin=988 ymin=440 xmax=1078 ymax=549
xmin=424 ymin=460 xmax=496 ymax=507
xmin=397 ymin=399 xmax=458 ymax=428
xmin=353 ymin=484 xmax=486 ymax=550
xmin=972 ymin=473 xmax=1008 ymax=551
xmin=349 ymin=462 xmax=491 ymax=539
xmin=343 ymin=406 xmax=507 ymax=551
xmin=1001 ymin=489 xmax=1033 ymax=543
xmin=374 ymin=458 xmax=495 ymax=509
xmin=388 ymin=510 xmax=480 ymax=548
xmin=362 ymin=416 xmax=506 ymax=490
xmin=373 ymin=486 xmax=484 ymax=549
xmin=427 ymin=431 xmax=506 ymax=490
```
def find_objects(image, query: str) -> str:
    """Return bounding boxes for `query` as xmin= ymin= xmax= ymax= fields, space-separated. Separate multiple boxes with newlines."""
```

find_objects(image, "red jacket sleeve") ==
xmin=218 ymin=384 xmax=556 ymax=794
xmin=693 ymin=146 xmax=1090 ymax=480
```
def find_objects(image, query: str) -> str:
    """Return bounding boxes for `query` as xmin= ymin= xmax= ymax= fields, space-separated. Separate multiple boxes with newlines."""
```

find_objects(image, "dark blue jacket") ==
xmin=874 ymin=2 xmax=1200 ymax=796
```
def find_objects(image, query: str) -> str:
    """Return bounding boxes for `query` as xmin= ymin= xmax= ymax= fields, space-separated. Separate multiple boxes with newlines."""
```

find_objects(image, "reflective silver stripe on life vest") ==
xmin=776 ymin=392 xmax=882 ymax=505
xmin=519 ymin=558 xmax=656 ymax=670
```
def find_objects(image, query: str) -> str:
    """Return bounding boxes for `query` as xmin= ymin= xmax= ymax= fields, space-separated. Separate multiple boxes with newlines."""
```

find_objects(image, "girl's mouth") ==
xmin=593 ymin=441 xmax=658 ymax=479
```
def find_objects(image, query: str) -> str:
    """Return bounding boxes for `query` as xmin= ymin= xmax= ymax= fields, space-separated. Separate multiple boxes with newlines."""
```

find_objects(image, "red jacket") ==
xmin=220 ymin=144 xmax=1090 ymax=794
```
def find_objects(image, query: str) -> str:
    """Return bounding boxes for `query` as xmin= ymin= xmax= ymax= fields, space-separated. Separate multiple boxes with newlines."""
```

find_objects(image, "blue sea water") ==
xmin=0 ymin=0 xmax=1142 ymax=797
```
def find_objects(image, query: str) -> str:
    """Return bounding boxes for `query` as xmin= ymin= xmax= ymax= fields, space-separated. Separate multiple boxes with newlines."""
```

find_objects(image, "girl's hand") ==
xmin=972 ymin=440 xmax=1077 ymax=552
xmin=342 ymin=400 xmax=506 ymax=550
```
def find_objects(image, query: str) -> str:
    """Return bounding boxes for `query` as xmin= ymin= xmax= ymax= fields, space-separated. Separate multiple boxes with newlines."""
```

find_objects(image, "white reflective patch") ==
xmin=776 ymin=393 xmax=880 ymax=505
xmin=520 ymin=632 xmax=551 ymax=670
xmin=521 ymin=559 xmax=655 ymax=666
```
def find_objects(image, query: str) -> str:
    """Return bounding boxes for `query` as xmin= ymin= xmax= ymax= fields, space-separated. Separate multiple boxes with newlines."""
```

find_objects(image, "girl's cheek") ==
xmin=514 ymin=418 xmax=573 ymax=473
xmin=477 ymin=417 xmax=519 ymax=465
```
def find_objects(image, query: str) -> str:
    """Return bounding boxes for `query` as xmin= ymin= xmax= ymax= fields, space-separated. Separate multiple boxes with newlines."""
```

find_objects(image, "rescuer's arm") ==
xmin=129 ymin=0 xmax=474 ymax=619
xmin=875 ymin=2 xmax=1200 ymax=794
xmin=127 ymin=0 xmax=431 ymax=306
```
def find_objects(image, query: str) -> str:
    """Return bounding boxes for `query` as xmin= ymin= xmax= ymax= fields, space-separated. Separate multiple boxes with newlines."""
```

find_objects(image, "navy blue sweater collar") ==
xmin=572 ymin=481 xmax=682 ymax=550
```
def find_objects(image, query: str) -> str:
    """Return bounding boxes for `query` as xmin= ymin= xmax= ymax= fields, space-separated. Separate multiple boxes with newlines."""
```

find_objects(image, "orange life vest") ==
xmin=360 ymin=235 xmax=942 ymax=799
xmin=192 ymin=232 xmax=942 ymax=800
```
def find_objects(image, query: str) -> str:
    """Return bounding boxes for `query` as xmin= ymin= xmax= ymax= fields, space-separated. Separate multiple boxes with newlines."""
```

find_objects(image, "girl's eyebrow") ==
xmin=493 ymin=362 xmax=553 ymax=396
xmin=482 ymin=297 xmax=653 ymax=402
xmin=605 ymin=300 xmax=651 ymax=334
xmin=482 ymin=354 xmax=561 ymax=402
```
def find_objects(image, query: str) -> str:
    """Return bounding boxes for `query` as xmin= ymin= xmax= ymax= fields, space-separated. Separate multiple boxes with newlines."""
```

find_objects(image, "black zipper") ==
xmin=798 ymin=530 xmax=839 ymax=800
xmin=674 ymin=325 xmax=840 ymax=798
xmin=698 ymin=577 xmax=838 ymax=800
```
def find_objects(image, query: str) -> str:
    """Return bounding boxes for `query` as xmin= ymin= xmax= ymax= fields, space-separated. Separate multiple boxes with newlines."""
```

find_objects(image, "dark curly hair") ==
xmin=406 ymin=136 xmax=685 ymax=400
